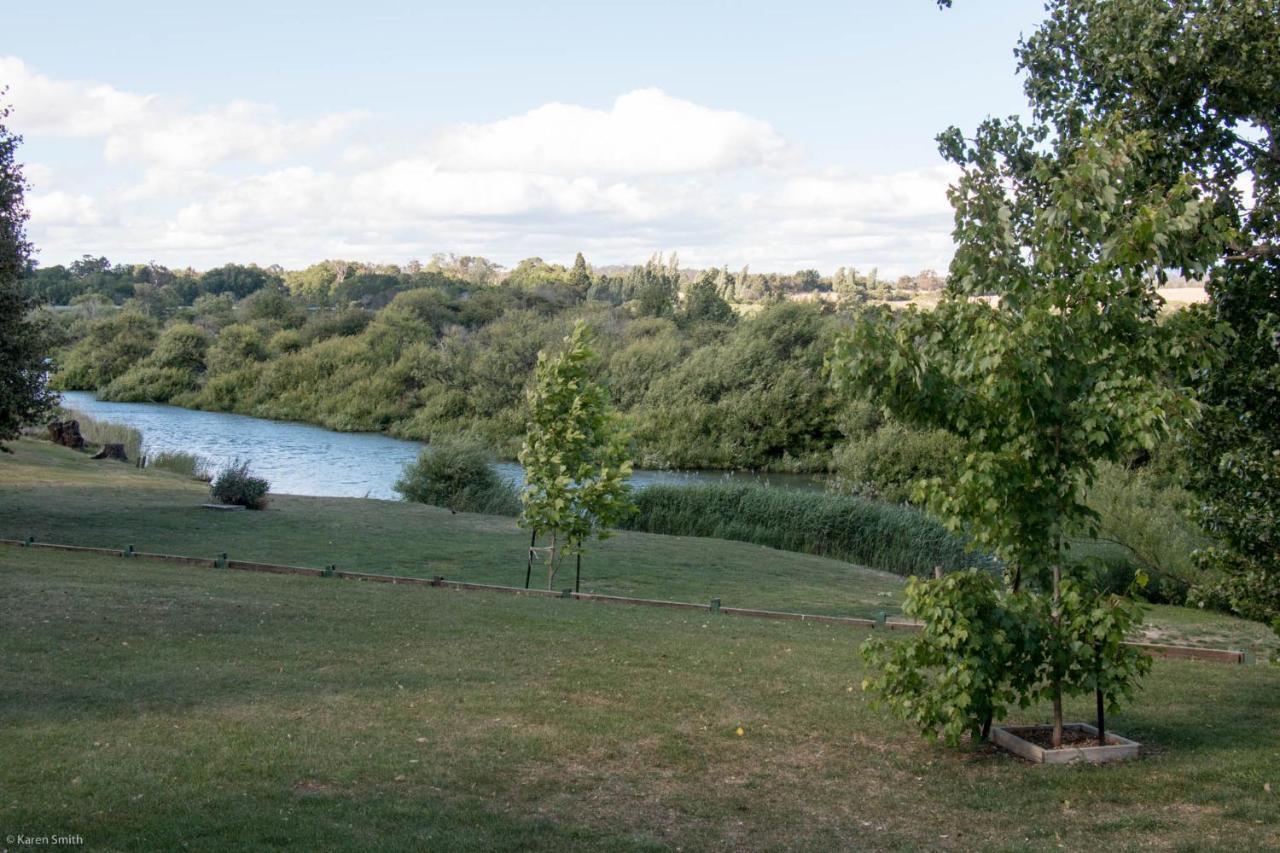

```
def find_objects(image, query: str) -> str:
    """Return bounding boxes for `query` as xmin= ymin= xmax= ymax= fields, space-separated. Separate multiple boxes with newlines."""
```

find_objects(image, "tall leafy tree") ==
xmin=836 ymin=122 xmax=1214 ymax=746
xmin=519 ymin=321 xmax=634 ymax=589
xmin=0 ymin=99 xmax=55 ymax=449
xmin=1037 ymin=0 xmax=1280 ymax=631
xmin=955 ymin=0 xmax=1280 ymax=629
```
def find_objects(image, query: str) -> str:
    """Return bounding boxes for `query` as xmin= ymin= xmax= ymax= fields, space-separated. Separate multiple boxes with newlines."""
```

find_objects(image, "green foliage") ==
xmin=863 ymin=570 xmax=1151 ymax=747
xmin=862 ymin=572 xmax=1039 ymax=746
xmin=394 ymin=437 xmax=519 ymax=516
xmin=206 ymin=323 xmax=268 ymax=375
xmin=43 ymin=263 xmax=861 ymax=472
xmin=147 ymin=322 xmax=209 ymax=372
xmin=52 ymin=310 xmax=159 ymax=390
xmin=1053 ymin=577 xmax=1153 ymax=722
xmin=210 ymin=460 xmax=270 ymax=509
xmin=831 ymin=126 xmax=1224 ymax=589
xmin=830 ymin=419 xmax=961 ymax=505
xmin=637 ymin=301 xmax=838 ymax=469
xmin=627 ymin=255 xmax=680 ymax=318
xmin=847 ymin=0 xmax=1240 ymax=745
xmin=1005 ymin=0 xmax=1280 ymax=632
xmin=100 ymin=366 xmax=199 ymax=403
xmin=681 ymin=270 xmax=736 ymax=326
xmin=519 ymin=321 xmax=635 ymax=588
xmin=0 ymin=100 xmax=55 ymax=447
xmin=1080 ymin=460 xmax=1207 ymax=602
xmin=622 ymin=484 xmax=993 ymax=578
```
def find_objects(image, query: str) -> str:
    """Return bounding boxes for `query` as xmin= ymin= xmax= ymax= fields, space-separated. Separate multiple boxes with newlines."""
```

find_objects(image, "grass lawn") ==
xmin=2 ymin=439 xmax=1273 ymax=658
xmin=0 ymin=439 xmax=903 ymax=618
xmin=2 ymin=546 xmax=1277 ymax=851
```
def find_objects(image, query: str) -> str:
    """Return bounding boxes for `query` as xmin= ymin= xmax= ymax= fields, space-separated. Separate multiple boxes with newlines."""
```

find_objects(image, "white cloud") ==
xmin=4 ymin=58 xmax=959 ymax=275
xmin=26 ymin=190 xmax=100 ymax=226
xmin=773 ymin=165 xmax=959 ymax=219
xmin=1 ymin=57 xmax=361 ymax=170
xmin=430 ymin=88 xmax=790 ymax=176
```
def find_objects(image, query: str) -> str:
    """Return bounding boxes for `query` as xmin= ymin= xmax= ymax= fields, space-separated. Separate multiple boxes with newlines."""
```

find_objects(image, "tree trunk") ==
xmin=1096 ymin=684 xmax=1106 ymax=746
xmin=1096 ymin=640 xmax=1106 ymax=746
xmin=546 ymin=531 xmax=558 ymax=589
xmin=1051 ymin=562 xmax=1064 ymax=750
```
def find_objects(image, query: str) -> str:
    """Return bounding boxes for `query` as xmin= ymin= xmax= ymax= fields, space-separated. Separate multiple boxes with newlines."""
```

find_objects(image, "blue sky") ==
xmin=2 ymin=0 xmax=1048 ymax=273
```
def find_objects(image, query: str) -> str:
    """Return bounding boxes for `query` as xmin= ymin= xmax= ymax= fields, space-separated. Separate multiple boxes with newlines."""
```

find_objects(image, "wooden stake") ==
xmin=1051 ymin=562 xmax=1063 ymax=750
xmin=525 ymin=529 xmax=536 ymax=589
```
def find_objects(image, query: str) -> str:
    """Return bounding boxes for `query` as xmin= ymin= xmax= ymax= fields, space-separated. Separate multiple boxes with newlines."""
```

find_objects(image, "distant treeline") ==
xmin=23 ymin=253 xmax=945 ymax=313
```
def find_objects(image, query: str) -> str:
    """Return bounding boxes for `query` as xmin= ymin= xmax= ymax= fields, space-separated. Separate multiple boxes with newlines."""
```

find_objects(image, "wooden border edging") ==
xmin=0 ymin=538 xmax=1248 ymax=664
xmin=1125 ymin=642 xmax=1244 ymax=664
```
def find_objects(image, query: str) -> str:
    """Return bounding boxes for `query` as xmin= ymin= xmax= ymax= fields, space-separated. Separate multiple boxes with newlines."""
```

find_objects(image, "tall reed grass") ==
xmin=61 ymin=408 xmax=143 ymax=461
xmin=148 ymin=451 xmax=212 ymax=481
xmin=621 ymin=484 xmax=995 ymax=578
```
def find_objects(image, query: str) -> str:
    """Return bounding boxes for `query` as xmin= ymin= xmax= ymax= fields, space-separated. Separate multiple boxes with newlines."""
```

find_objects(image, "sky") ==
xmin=1 ymin=0 xmax=1048 ymax=275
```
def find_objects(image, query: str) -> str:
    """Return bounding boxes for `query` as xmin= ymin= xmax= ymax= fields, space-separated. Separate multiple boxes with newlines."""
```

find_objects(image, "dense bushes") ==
xmin=210 ymin=461 xmax=270 ymax=509
xmin=620 ymin=484 xmax=995 ymax=578
xmin=394 ymin=438 xmax=520 ymax=515
xmin=830 ymin=411 xmax=961 ymax=504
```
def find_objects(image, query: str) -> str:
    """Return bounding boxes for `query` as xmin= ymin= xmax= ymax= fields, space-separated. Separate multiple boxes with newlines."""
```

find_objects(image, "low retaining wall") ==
xmin=0 ymin=537 xmax=1248 ymax=664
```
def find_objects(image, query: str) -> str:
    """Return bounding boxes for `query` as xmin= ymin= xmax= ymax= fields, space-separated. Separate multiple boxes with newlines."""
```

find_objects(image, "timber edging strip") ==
xmin=0 ymin=538 xmax=1247 ymax=664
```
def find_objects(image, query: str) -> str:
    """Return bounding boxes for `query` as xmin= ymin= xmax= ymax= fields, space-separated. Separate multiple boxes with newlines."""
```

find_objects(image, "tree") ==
xmin=0 ymin=98 xmax=55 ymax=448
xmin=569 ymin=252 xmax=592 ymax=294
xmin=681 ymin=270 xmax=735 ymax=326
xmin=833 ymin=121 xmax=1223 ymax=746
xmin=518 ymin=321 xmax=635 ymax=590
xmin=965 ymin=0 xmax=1280 ymax=630
xmin=627 ymin=255 xmax=680 ymax=318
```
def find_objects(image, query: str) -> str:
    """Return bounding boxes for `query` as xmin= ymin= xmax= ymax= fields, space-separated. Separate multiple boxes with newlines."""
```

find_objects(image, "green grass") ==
xmin=1 ymin=546 xmax=1277 ymax=851
xmin=1 ymin=439 xmax=1268 ymax=653
xmin=0 ymin=439 xmax=903 ymax=619
xmin=1136 ymin=604 xmax=1280 ymax=662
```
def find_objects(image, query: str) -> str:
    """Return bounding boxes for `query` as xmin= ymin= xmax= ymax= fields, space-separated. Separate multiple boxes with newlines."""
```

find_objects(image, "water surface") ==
xmin=59 ymin=392 xmax=824 ymax=499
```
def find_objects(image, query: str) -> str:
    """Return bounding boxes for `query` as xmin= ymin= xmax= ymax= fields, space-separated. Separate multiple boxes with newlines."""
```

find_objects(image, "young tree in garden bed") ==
xmin=519 ymin=321 xmax=634 ymax=590
xmin=833 ymin=122 xmax=1227 ymax=747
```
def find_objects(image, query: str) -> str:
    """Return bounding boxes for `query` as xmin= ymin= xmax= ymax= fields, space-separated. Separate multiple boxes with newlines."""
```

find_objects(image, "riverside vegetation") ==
xmin=28 ymin=257 xmax=1217 ymax=609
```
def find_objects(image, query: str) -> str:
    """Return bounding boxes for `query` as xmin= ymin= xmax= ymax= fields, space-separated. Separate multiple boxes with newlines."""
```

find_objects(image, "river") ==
xmin=58 ymin=391 xmax=826 ymax=499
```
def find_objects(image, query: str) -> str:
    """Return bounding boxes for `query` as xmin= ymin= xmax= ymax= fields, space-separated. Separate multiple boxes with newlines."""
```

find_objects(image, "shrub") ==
xmin=1077 ymin=461 xmax=1210 ymax=603
xmin=394 ymin=437 xmax=519 ymax=516
xmin=621 ymin=484 xmax=994 ymax=577
xmin=830 ymin=422 xmax=962 ymax=504
xmin=99 ymin=365 xmax=197 ymax=403
xmin=210 ymin=460 xmax=270 ymax=509
xmin=149 ymin=451 xmax=211 ymax=481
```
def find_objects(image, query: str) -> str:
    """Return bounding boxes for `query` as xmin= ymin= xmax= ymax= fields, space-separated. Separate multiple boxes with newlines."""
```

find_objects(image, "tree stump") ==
xmin=90 ymin=443 xmax=129 ymax=461
xmin=47 ymin=420 xmax=86 ymax=449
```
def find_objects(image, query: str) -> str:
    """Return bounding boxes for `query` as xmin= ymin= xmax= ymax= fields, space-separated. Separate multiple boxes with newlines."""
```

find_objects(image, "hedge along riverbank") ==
xmin=619 ymin=484 xmax=996 ymax=578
